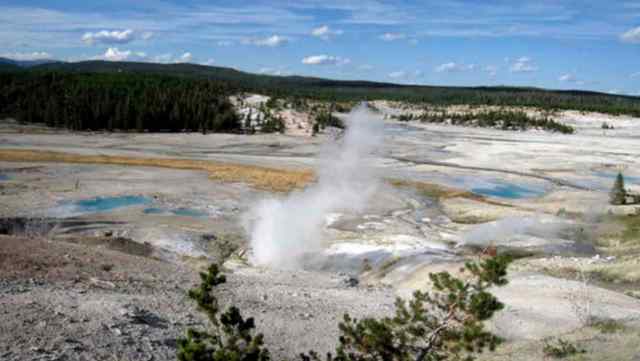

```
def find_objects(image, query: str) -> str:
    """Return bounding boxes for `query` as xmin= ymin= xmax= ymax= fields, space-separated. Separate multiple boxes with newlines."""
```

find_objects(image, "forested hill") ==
xmin=28 ymin=60 xmax=640 ymax=116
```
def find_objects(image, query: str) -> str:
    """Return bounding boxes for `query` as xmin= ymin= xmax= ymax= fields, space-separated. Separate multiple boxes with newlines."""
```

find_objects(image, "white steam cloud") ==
xmin=247 ymin=105 xmax=384 ymax=269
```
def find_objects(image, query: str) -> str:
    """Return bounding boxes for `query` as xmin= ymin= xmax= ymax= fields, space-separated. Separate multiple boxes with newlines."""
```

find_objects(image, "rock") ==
xmin=343 ymin=276 xmax=359 ymax=288
xmin=89 ymin=277 xmax=116 ymax=289
xmin=201 ymin=234 xmax=217 ymax=242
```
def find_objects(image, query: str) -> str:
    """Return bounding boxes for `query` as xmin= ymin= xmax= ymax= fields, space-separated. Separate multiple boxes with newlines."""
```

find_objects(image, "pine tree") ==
xmin=177 ymin=264 xmax=271 ymax=361
xmin=179 ymin=256 xmax=512 ymax=361
xmin=610 ymin=172 xmax=627 ymax=205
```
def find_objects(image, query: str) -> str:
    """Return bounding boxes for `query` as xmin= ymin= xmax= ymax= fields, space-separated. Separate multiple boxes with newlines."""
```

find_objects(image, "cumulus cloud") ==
xmin=0 ymin=51 xmax=52 ymax=61
xmin=435 ymin=62 xmax=476 ymax=73
xmin=102 ymin=47 xmax=131 ymax=61
xmin=176 ymin=52 xmax=193 ymax=63
xmin=379 ymin=32 xmax=406 ymax=41
xmin=509 ymin=56 xmax=538 ymax=73
xmin=244 ymin=35 xmax=288 ymax=47
xmin=311 ymin=25 xmax=343 ymax=40
xmin=620 ymin=26 xmax=640 ymax=43
xmin=302 ymin=54 xmax=350 ymax=66
xmin=82 ymin=29 xmax=135 ymax=45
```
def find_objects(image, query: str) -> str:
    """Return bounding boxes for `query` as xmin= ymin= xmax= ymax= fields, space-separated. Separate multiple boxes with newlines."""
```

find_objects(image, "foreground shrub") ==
xmin=178 ymin=256 xmax=512 ymax=361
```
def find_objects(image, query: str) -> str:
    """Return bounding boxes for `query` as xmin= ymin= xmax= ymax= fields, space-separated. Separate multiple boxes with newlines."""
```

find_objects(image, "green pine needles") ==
xmin=178 ymin=256 xmax=512 ymax=361
xmin=177 ymin=264 xmax=270 ymax=361
xmin=610 ymin=172 xmax=627 ymax=205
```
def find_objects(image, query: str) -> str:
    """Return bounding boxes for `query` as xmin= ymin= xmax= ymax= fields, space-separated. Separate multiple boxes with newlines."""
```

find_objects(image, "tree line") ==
xmin=0 ymin=71 xmax=241 ymax=132
xmin=395 ymin=109 xmax=575 ymax=134
xmin=8 ymin=62 xmax=640 ymax=118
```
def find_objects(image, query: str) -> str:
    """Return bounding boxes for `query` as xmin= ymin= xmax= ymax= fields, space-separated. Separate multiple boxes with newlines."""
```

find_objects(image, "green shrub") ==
xmin=610 ymin=172 xmax=627 ymax=205
xmin=542 ymin=338 xmax=584 ymax=359
xmin=179 ymin=256 xmax=513 ymax=361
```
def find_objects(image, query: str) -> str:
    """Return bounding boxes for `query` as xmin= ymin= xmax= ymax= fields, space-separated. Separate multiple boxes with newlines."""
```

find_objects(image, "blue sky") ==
xmin=1 ymin=0 xmax=639 ymax=94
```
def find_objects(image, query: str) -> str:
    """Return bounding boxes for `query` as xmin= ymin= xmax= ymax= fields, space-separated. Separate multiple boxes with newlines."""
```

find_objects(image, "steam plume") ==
xmin=248 ymin=104 xmax=384 ymax=269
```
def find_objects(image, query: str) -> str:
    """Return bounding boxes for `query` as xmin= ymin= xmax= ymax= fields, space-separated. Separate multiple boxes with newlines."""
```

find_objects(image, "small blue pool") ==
xmin=0 ymin=174 xmax=9 ymax=181
xmin=62 ymin=195 xmax=151 ymax=214
xmin=143 ymin=207 xmax=208 ymax=218
xmin=471 ymin=183 xmax=546 ymax=199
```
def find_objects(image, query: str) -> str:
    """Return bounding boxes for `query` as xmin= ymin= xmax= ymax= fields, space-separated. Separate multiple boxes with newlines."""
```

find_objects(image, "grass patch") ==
xmin=588 ymin=317 xmax=626 ymax=334
xmin=388 ymin=179 xmax=514 ymax=207
xmin=0 ymin=149 xmax=314 ymax=192
xmin=378 ymin=257 xmax=401 ymax=277
xmin=542 ymin=338 xmax=585 ymax=359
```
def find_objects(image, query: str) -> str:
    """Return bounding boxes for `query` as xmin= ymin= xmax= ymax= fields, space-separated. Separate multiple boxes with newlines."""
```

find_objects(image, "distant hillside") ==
xmin=0 ymin=57 xmax=60 ymax=68
xmin=7 ymin=60 xmax=640 ymax=116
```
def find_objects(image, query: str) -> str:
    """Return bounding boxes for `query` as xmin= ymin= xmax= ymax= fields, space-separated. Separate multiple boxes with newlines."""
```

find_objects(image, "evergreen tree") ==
xmin=179 ymin=256 xmax=512 ymax=361
xmin=610 ymin=172 xmax=627 ymax=205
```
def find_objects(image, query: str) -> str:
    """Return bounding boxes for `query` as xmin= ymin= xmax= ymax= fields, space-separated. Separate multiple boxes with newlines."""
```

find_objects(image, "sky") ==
xmin=1 ymin=0 xmax=639 ymax=94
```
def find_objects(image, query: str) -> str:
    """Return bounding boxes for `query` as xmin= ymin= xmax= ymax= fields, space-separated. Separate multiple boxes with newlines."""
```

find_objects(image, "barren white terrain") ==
xmin=2 ymin=102 xmax=640 ymax=360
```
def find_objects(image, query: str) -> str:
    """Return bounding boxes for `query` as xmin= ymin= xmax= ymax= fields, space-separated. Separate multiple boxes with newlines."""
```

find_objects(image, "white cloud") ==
xmin=101 ymin=47 xmax=131 ymax=61
xmin=379 ymin=32 xmax=406 ymax=41
xmin=302 ymin=54 xmax=350 ymax=66
xmin=509 ymin=56 xmax=538 ymax=73
xmin=0 ymin=51 xmax=52 ymax=61
xmin=141 ymin=31 xmax=154 ymax=40
xmin=559 ymin=73 xmax=586 ymax=85
xmin=388 ymin=71 xmax=407 ymax=78
xmin=559 ymin=73 xmax=576 ymax=82
xmin=311 ymin=25 xmax=343 ymax=40
xmin=435 ymin=62 xmax=475 ymax=73
xmin=388 ymin=70 xmax=423 ymax=81
xmin=620 ymin=26 xmax=640 ymax=43
xmin=176 ymin=52 xmax=193 ymax=63
xmin=484 ymin=65 xmax=498 ymax=77
xmin=82 ymin=29 xmax=134 ymax=45
xmin=244 ymin=35 xmax=288 ymax=47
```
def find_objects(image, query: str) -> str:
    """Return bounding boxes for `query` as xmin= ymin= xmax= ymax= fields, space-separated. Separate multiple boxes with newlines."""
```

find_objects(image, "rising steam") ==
xmin=248 ymin=104 xmax=384 ymax=269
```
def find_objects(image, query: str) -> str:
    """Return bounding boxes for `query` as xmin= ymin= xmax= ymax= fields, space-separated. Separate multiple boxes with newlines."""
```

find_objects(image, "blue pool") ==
xmin=471 ymin=183 xmax=546 ymax=199
xmin=0 ymin=174 xmax=9 ymax=181
xmin=62 ymin=195 xmax=151 ymax=214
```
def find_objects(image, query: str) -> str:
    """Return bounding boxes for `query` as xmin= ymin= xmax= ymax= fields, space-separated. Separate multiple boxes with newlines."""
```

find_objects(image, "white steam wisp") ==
xmin=248 ymin=104 xmax=384 ymax=269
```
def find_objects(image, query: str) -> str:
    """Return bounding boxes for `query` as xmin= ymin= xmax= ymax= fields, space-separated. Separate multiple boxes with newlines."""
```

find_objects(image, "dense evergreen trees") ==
xmin=5 ymin=61 xmax=640 ymax=119
xmin=0 ymin=72 xmax=240 ymax=132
